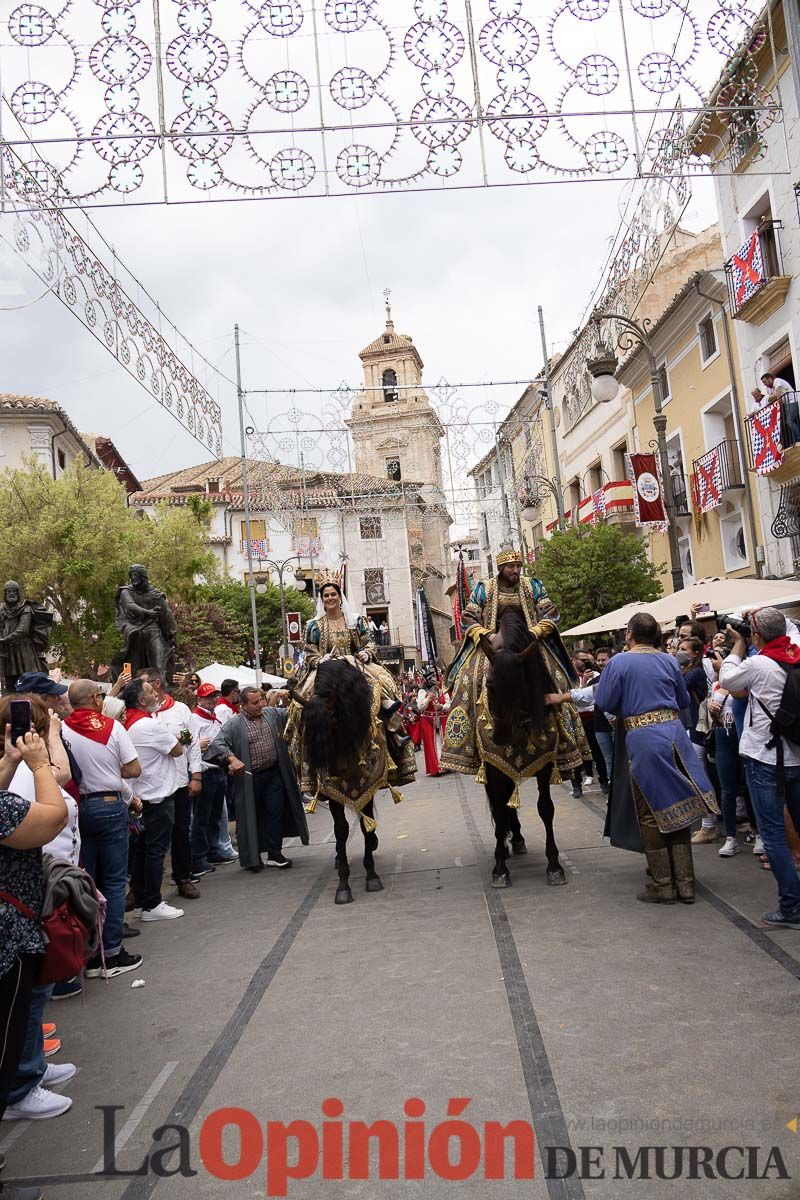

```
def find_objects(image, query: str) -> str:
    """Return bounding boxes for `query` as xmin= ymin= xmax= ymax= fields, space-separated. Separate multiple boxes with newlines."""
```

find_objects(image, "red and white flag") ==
xmin=694 ymin=447 xmax=723 ymax=513
xmin=626 ymin=452 xmax=668 ymax=530
xmin=750 ymin=400 xmax=784 ymax=474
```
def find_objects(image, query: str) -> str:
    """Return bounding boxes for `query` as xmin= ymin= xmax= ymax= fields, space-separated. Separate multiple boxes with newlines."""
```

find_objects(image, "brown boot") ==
xmin=667 ymin=831 xmax=695 ymax=904
xmin=637 ymin=848 xmax=676 ymax=903
xmin=178 ymin=880 xmax=200 ymax=900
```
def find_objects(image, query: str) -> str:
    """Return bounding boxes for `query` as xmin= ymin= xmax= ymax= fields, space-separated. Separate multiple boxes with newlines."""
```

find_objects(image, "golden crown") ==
xmin=315 ymin=567 xmax=342 ymax=590
xmin=496 ymin=544 xmax=523 ymax=569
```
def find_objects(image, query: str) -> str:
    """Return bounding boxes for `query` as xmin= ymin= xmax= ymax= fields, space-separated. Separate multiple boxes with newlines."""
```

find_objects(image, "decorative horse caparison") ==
xmin=474 ymin=607 xmax=568 ymax=890
xmin=287 ymin=658 xmax=407 ymax=905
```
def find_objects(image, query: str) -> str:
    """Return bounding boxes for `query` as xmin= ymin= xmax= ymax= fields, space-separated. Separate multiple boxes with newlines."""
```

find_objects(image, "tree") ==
xmin=0 ymin=459 xmax=216 ymax=674
xmin=169 ymin=598 xmax=249 ymax=669
xmin=201 ymin=580 xmax=314 ymax=660
xmin=533 ymin=524 xmax=664 ymax=633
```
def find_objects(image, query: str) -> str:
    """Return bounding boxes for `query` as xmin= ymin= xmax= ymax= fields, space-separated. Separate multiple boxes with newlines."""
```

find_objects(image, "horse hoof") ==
xmin=510 ymin=837 xmax=528 ymax=856
xmin=491 ymin=873 xmax=511 ymax=889
xmin=365 ymin=876 xmax=384 ymax=893
xmin=546 ymin=867 xmax=567 ymax=886
xmin=335 ymin=886 xmax=354 ymax=905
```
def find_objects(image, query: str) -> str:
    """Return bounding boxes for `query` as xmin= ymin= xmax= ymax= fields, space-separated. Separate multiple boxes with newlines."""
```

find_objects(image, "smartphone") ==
xmin=123 ymin=662 xmax=132 ymax=676
xmin=9 ymin=699 xmax=32 ymax=744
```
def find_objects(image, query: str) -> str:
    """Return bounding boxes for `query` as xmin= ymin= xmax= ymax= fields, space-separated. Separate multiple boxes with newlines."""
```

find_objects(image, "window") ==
xmin=612 ymin=440 xmax=628 ymax=481
xmin=386 ymin=457 xmax=402 ymax=482
xmin=364 ymin=568 xmax=386 ymax=603
xmin=657 ymin=363 xmax=671 ymax=405
xmin=587 ymin=460 xmax=603 ymax=493
xmin=241 ymin=519 xmax=268 ymax=557
xmin=360 ymin=516 xmax=382 ymax=540
xmin=382 ymin=369 xmax=398 ymax=402
xmin=293 ymin=515 xmax=318 ymax=538
xmin=720 ymin=512 xmax=749 ymax=571
xmin=678 ymin=534 xmax=695 ymax=584
xmin=57 ymin=448 xmax=66 ymax=470
xmin=207 ymin=478 xmax=220 ymax=493
xmin=699 ymin=315 xmax=717 ymax=363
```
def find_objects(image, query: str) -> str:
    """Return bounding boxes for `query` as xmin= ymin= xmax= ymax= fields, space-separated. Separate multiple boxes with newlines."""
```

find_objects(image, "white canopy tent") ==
xmin=197 ymin=662 xmax=287 ymax=690
xmin=562 ymin=578 xmax=800 ymax=638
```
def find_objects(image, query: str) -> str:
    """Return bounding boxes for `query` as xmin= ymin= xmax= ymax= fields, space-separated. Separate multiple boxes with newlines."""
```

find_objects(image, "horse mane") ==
xmin=488 ymin=608 xmax=554 ymax=733
xmin=304 ymin=658 xmax=373 ymax=773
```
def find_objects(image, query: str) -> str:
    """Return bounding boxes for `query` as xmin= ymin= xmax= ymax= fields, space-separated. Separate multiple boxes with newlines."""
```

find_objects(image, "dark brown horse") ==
xmin=477 ymin=607 xmax=567 ymax=889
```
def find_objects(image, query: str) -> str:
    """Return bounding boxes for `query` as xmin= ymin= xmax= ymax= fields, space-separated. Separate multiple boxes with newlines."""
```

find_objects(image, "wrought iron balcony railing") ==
xmin=744 ymin=394 xmax=800 ymax=471
xmin=690 ymin=439 xmax=745 ymax=498
xmin=670 ymin=473 xmax=691 ymax=517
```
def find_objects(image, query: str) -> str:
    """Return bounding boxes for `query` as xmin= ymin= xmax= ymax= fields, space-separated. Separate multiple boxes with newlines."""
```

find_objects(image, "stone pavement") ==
xmin=3 ymin=768 xmax=799 ymax=1199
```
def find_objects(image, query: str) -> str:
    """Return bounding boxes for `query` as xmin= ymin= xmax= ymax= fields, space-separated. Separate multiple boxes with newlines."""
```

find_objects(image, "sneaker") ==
xmin=208 ymin=853 xmax=237 ymax=865
xmin=265 ymin=853 xmax=292 ymax=868
xmin=42 ymin=1063 xmax=76 ymax=1088
xmin=87 ymin=949 xmax=143 ymax=978
xmin=122 ymin=923 xmax=141 ymax=938
xmin=43 ymin=1038 xmax=61 ymax=1057
xmin=691 ymin=825 xmax=719 ymax=844
xmin=177 ymin=881 xmax=200 ymax=900
xmin=762 ymin=909 xmax=800 ymax=930
xmin=2 ymin=1085 xmax=72 ymax=1121
xmin=571 ymin=786 xmax=582 ymax=799
xmin=51 ymin=978 xmax=82 ymax=1001
xmin=600 ymin=782 xmax=609 ymax=796
xmin=753 ymin=835 xmax=764 ymax=856
xmin=141 ymin=901 xmax=184 ymax=921
xmin=719 ymin=837 xmax=740 ymax=858
xmin=42 ymin=1022 xmax=56 ymax=1038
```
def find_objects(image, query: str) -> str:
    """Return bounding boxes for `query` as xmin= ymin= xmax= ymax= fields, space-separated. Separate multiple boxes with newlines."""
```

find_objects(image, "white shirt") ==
xmin=417 ymin=689 xmax=451 ymax=713
xmin=215 ymin=702 xmax=236 ymax=727
xmin=10 ymin=763 xmax=80 ymax=865
xmin=65 ymin=721 xmax=139 ymax=797
xmin=125 ymin=717 xmax=180 ymax=802
xmin=765 ymin=376 xmax=793 ymax=399
xmin=189 ymin=708 xmax=223 ymax=773
xmin=154 ymin=698 xmax=201 ymax=786
xmin=718 ymin=652 xmax=800 ymax=767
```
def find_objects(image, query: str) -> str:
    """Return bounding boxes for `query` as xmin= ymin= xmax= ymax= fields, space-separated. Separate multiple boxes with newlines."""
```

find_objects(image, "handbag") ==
xmin=0 ymin=887 xmax=90 ymax=985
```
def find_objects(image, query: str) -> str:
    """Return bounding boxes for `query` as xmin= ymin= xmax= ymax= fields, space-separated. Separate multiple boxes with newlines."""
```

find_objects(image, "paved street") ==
xmin=3 ymin=769 xmax=799 ymax=1199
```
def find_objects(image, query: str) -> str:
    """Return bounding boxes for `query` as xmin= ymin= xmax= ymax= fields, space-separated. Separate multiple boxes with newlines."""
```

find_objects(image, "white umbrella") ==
xmin=197 ymin=662 xmax=287 ymax=689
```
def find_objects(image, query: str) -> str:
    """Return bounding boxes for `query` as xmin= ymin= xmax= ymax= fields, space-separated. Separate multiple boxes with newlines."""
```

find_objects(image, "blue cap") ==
xmin=15 ymin=672 xmax=68 ymax=696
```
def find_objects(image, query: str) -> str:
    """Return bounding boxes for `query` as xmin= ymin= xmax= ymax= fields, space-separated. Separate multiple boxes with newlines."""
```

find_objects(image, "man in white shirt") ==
xmin=121 ymin=677 xmax=185 ymax=922
xmin=214 ymin=679 xmax=240 ymax=726
xmin=189 ymin=684 xmax=233 ymax=874
xmin=65 ymin=679 xmax=143 ymax=976
xmin=138 ymin=668 xmax=202 ymax=900
xmin=718 ymin=607 xmax=800 ymax=929
xmin=761 ymin=372 xmax=800 ymax=443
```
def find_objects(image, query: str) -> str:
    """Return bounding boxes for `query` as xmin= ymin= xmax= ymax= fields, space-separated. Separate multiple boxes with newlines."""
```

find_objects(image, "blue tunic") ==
xmin=595 ymin=648 xmax=716 ymax=838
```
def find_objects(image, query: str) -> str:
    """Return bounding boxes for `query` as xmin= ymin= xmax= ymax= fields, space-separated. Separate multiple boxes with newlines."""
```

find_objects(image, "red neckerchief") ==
xmin=759 ymin=637 xmax=800 ymax=666
xmin=65 ymin=708 xmax=115 ymax=746
xmin=217 ymin=697 xmax=238 ymax=713
xmin=157 ymin=695 xmax=175 ymax=713
xmin=124 ymin=708 xmax=152 ymax=730
xmin=193 ymin=705 xmax=219 ymax=723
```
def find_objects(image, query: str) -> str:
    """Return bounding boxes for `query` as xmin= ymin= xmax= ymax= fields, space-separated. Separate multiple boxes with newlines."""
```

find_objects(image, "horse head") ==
xmin=301 ymin=658 xmax=374 ymax=774
xmin=478 ymin=608 xmax=553 ymax=746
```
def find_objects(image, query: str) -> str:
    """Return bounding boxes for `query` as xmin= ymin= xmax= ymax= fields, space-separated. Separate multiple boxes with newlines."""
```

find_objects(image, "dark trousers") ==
xmin=576 ymin=715 xmax=609 ymax=788
xmin=0 ymin=954 xmax=39 ymax=1121
xmin=191 ymin=769 xmax=226 ymax=871
xmin=170 ymin=786 xmax=193 ymax=884
xmin=253 ymin=767 xmax=285 ymax=858
xmin=79 ymin=793 xmax=129 ymax=957
xmin=132 ymin=796 xmax=175 ymax=912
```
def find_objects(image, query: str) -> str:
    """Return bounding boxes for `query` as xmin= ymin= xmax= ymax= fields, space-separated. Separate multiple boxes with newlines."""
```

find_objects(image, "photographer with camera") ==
xmin=718 ymin=607 xmax=800 ymax=929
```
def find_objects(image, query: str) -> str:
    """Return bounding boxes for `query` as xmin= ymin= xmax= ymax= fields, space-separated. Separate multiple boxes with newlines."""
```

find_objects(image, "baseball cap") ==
xmin=196 ymin=682 xmax=220 ymax=699
xmin=15 ymin=672 xmax=68 ymax=696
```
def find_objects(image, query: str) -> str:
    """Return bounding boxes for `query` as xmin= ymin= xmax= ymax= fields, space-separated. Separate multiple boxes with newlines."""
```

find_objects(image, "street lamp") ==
xmin=589 ymin=310 xmax=684 ymax=592
xmin=258 ymin=554 xmax=304 ymax=660
xmin=519 ymin=473 xmax=566 ymax=529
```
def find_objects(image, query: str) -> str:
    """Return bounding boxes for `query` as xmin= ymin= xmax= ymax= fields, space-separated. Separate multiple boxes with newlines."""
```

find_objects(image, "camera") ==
xmin=717 ymin=611 xmax=751 ymax=639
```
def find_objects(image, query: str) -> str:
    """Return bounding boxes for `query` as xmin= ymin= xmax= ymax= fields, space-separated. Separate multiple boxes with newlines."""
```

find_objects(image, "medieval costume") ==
xmin=416 ymin=682 xmax=451 ymax=776
xmin=203 ymin=707 xmax=309 ymax=870
xmin=594 ymin=646 xmax=719 ymax=903
xmin=0 ymin=581 xmax=52 ymax=692
xmin=441 ymin=546 xmax=589 ymax=792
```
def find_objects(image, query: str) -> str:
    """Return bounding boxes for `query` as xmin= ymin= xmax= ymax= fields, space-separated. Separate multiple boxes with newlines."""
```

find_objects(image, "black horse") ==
xmin=477 ymin=607 xmax=567 ymax=890
xmin=294 ymin=658 xmax=385 ymax=905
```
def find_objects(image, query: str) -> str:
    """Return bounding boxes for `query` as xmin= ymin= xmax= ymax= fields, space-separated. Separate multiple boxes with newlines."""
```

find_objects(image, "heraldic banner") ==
xmin=749 ymin=400 xmax=784 ymax=475
xmin=626 ymin=452 xmax=669 ymax=529
xmin=694 ymin=447 xmax=723 ymax=514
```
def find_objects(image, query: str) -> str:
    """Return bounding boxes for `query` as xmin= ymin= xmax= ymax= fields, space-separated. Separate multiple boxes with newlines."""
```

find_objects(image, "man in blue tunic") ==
xmin=552 ymin=612 xmax=718 ymax=904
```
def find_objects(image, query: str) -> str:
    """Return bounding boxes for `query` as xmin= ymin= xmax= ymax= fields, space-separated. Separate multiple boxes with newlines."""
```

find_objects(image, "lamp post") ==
xmin=256 ymin=554 xmax=303 ymax=662
xmin=589 ymin=311 xmax=684 ymax=593
xmin=519 ymin=473 xmax=567 ymax=528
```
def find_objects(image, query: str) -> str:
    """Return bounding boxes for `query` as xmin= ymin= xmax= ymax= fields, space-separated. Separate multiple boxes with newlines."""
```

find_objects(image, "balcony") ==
xmin=745 ymin=395 xmax=800 ymax=484
xmin=725 ymin=221 xmax=791 ymax=326
xmin=545 ymin=479 xmax=635 ymax=532
xmin=690 ymin=439 xmax=745 ymax=511
xmin=670 ymin=473 xmax=691 ymax=518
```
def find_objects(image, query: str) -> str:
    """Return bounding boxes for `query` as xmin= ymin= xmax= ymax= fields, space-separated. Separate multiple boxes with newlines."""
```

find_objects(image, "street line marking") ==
xmin=91 ymin=1062 xmax=178 ymax=1175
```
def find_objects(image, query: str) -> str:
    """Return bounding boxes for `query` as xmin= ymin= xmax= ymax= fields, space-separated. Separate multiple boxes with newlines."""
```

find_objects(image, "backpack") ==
xmin=754 ymin=663 xmax=800 ymax=797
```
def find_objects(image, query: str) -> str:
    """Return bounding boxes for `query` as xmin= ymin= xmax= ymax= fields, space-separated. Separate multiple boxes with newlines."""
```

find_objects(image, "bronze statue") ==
xmin=0 ymin=580 xmax=53 ymax=692
xmin=115 ymin=564 xmax=177 ymax=679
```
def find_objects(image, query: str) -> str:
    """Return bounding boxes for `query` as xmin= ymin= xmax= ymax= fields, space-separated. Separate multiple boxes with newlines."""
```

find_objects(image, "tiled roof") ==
xmin=359 ymin=330 xmax=416 ymax=357
xmin=0 ymin=394 xmax=99 ymax=465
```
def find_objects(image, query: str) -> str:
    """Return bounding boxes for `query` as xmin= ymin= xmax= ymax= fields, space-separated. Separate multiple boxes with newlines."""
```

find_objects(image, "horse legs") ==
xmin=330 ymin=800 xmax=353 ymax=905
xmin=506 ymin=808 xmax=528 ymax=856
xmin=485 ymin=764 xmax=512 ymax=888
xmin=536 ymin=765 xmax=566 ymax=886
xmin=360 ymin=800 xmax=383 ymax=894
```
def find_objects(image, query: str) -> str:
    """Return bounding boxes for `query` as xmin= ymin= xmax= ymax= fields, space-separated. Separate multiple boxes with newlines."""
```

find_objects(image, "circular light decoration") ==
xmin=336 ymin=144 xmax=380 ymax=187
xmin=90 ymin=36 xmax=152 ymax=85
xmin=479 ymin=17 xmax=538 ymax=66
xmin=505 ymin=138 xmax=539 ymax=172
xmin=566 ymin=0 xmax=610 ymax=20
xmin=575 ymin=54 xmax=619 ymax=96
xmin=101 ymin=6 xmax=136 ymax=38
xmin=428 ymin=145 xmax=462 ymax=176
xmin=182 ymin=80 xmax=217 ymax=111
xmin=93 ymin=112 xmax=157 ymax=162
xmin=168 ymin=34 xmax=229 ymax=82
xmin=583 ymin=130 xmax=628 ymax=173
xmin=178 ymin=2 xmax=213 ymax=36
xmin=9 ymin=4 xmax=55 ymax=45
xmin=104 ymin=82 xmax=141 ymax=114
xmin=269 ymin=147 xmax=316 ymax=190
xmin=330 ymin=67 xmax=375 ymax=110
xmin=490 ymin=0 xmax=523 ymax=16
xmin=325 ymin=0 xmax=369 ymax=32
xmin=405 ymin=21 xmax=465 ymax=69
xmin=10 ymin=81 xmax=58 ymax=124
xmin=638 ymin=51 xmax=682 ymax=94
xmin=172 ymin=109 xmax=234 ymax=160
xmin=487 ymin=90 xmax=546 ymax=144
xmin=187 ymin=158 xmax=223 ymax=189
xmin=260 ymin=1 xmax=304 ymax=36
xmin=707 ymin=7 xmax=758 ymax=54
xmin=496 ymin=62 xmax=530 ymax=94
xmin=411 ymin=96 xmax=471 ymax=147
xmin=266 ymin=70 xmax=310 ymax=112
xmin=421 ymin=67 xmax=455 ymax=99
xmin=630 ymin=0 xmax=672 ymax=17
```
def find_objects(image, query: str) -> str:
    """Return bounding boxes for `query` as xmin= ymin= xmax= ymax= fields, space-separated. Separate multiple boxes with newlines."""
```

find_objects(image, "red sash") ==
xmin=759 ymin=637 xmax=800 ymax=666
xmin=124 ymin=709 xmax=152 ymax=730
xmin=157 ymin=695 xmax=175 ymax=713
xmin=217 ymin=697 xmax=238 ymax=714
xmin=192 ymin=706 xmax=219 ymax=723
xmin=64 ymin=708 xmax=115 ymax=746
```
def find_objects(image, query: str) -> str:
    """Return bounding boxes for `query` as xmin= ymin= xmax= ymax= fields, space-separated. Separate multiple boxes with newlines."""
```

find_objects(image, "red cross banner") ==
xmin=750 ymin=401 xmax=784 ymax=475
xmin=730 ymin=230 xmax=764 ymax=308
xmin=626 ymin=452 xmax=668 ymax=530
xmin=694 ymin=447 xmax=723 ymax=514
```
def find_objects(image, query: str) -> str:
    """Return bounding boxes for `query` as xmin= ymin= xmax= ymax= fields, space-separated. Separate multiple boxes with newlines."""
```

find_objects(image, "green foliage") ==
xmin=201 ymin=579 xmax=314 ymax=657
xmin=533 ymin=523 xmax=664 ymax=633
xmin=169 ymin=598 xmax=249 ymax=669
xmin=0 ymin=459 xmax=216 ymax=674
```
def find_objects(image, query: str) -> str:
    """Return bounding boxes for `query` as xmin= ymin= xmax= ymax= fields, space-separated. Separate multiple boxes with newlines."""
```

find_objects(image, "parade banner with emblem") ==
xmin=452 ymin=552 xmax=470 ymax=640
xmin=416 ymin=585 xmax=438 ymax=665
xmin=626 ymin=452 xmax=669 ymax=530
xmin=286 ymin=612 xmax=303 ymax=645
xmin=694 ymin=447 xmax=723 ymax=513
xmin=750 ymin=400 xmax=784 ymax=474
